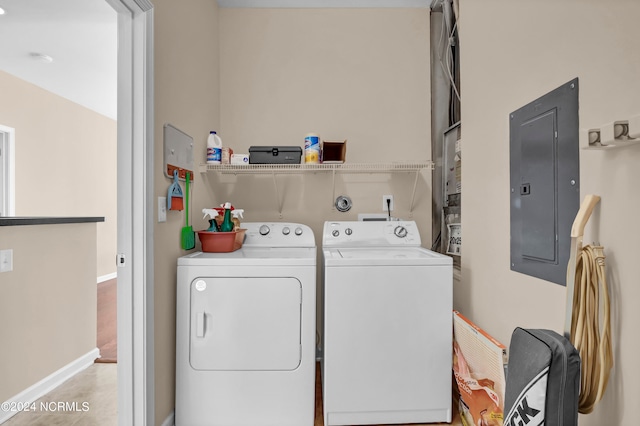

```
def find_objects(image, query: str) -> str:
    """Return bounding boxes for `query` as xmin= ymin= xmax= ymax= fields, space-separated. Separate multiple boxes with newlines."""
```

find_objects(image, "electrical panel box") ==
xmin=510 ymin=78 xmax=580 ymax=285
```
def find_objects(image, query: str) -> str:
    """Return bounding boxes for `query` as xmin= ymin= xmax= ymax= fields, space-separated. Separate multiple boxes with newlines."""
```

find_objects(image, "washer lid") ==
xmin=178 ymin=247 xmax=317 ymax=266
xmin=323 ymin=247 xmax=452 ymax=266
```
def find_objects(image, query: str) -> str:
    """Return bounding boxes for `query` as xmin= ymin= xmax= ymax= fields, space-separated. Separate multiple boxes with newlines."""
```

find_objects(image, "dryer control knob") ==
xmin=332 ymin=229 xmax=340 ymax=237
xmin=394 ymin=225 xmax=408 ymax=238
xmin=282 ymin=227 xmax=290 ymax=235
xmin=295 ymin=227 xmax=303 ymax=236
xmin=259 ymin=225 xmax=270 ymax=236
xmin=345 ymin=228 xmax=353 ymax=236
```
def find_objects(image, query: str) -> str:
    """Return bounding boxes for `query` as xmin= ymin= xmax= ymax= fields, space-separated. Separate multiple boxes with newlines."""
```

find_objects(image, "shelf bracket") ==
xmin=272 ymin=171 xmax=283 ymax=218
xmin=331 ymin=168 xmax=337 ymax=210
xmin=408 ymin=170 xmax=421 ymax=216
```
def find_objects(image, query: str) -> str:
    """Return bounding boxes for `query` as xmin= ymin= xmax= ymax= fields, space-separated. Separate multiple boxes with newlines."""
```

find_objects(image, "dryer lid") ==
xmin=178 ymin=247 xmax=317 ymax=266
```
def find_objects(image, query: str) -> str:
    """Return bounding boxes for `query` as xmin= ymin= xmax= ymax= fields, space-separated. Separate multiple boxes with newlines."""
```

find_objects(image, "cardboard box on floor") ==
xmin=453 ymin=311 xmax=507 ymax=426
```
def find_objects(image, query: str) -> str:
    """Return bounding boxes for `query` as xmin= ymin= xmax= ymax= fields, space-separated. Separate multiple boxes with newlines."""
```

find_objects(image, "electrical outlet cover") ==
xmin=383 ymin=195 xmax=394 ymax=212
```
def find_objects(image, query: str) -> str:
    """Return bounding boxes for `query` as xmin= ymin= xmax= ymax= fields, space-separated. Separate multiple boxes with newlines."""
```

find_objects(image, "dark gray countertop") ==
xmin=0 ymin=217 xmax=105 ymax=226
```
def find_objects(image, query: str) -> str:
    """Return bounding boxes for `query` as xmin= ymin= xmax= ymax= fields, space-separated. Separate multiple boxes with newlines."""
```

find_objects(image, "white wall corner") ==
xmin=160 ymin=410 xmax=175 ymax=426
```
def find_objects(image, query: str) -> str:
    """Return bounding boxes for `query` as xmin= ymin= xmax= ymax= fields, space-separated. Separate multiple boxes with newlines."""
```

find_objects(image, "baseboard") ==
xmin=97 ymin=272 xmax=117 ymax=283
xmin=161 ymin=410 xmax=175 ymax=426
xmin=0 ymin=348 xmax=100 ymax=424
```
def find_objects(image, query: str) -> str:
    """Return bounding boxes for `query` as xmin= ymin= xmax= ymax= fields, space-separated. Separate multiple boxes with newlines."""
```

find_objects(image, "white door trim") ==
xmin=0 ymin=124 xmax=15 ymax=217
xmin=106 ymin=0 xmax=155 ymax=424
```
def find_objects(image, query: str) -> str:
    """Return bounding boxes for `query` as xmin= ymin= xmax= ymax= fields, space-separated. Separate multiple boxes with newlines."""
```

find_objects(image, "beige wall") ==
xmin=219 ymin=9 xmax=430 ymax=163
xmin=0 ymin=223 xmax=97 ymax=402
xmin=153 ymin=0 xmax=221 ymax=423
xmin=217 ymin=7 xmax=431 ymax=235
xmin=459 ymin=0 xmax=640 ymax=424
xmin=0 ymin=71 xmax=117 ymax=279
xmin=217 ymin=7 xmax=431 ymax=344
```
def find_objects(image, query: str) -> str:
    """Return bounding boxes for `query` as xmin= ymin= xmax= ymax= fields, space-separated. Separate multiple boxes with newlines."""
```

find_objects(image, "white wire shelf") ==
xmin=199 ymin=161 xmax=432 ymax=218
xmin=199 ymin=161 xmax=434 ymax=174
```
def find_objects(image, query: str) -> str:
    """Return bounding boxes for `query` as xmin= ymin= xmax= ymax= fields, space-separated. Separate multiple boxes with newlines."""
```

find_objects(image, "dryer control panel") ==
xmin=323 ymin=221 xmax=422 ymax=247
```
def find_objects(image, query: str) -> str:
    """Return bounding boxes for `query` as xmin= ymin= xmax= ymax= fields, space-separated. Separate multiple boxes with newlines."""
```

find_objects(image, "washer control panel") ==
xmin=322 ymin=221 xmax=421 ymax=247
xmin=242 ymin=222 xmax=315 ymax=248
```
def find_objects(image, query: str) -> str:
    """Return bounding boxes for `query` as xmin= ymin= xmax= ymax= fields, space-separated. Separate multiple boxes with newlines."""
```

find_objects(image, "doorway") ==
xmin=107 ymin=0 xmax=155 ymax=424
xmin=0 ymin=0 xmax=153 ymax=423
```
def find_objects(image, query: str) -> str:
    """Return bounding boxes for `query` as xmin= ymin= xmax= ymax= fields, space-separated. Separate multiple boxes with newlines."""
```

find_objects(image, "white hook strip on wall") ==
xmin=628 ymin=114 xmax=640 ymax=139
xmin=583 ymin=113 xmax=640 ymax=150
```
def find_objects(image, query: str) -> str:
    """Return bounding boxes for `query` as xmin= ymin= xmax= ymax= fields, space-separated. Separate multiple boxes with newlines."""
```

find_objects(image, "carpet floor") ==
xmin=95 ymin=278 xmax=117 ymax=363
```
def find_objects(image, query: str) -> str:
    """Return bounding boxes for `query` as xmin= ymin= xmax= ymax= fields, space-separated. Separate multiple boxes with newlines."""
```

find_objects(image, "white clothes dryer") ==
xmin=322 ymin=220 xmax=453 ymax=426
xmin=176 ymin=222 xmax=316 ymax=426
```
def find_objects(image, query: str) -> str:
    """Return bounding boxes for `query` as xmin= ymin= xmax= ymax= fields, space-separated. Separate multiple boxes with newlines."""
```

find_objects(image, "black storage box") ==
xmin=249 ymin=146 xmax=302 ymax=164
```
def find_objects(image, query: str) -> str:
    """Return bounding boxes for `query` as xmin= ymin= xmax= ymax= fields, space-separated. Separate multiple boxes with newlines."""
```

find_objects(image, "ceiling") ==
xmin=217 ymin=0 xmax=431 ymax=7
xmin=0 ymin=0 xmax=117 ymax=120
xmin=0 ymin=0 xmax=430 ymax=122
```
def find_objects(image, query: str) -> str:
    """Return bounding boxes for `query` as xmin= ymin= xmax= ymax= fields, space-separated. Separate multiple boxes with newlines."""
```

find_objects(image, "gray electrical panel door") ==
xmin=510 ymin=78 xmax=580 ymax=285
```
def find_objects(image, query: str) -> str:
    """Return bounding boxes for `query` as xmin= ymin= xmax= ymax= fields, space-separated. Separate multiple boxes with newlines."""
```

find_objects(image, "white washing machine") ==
xmin=176 ymin=222 xmax=316 ymax=426
xmin=322 ymin=220 xmax=453 ymax=426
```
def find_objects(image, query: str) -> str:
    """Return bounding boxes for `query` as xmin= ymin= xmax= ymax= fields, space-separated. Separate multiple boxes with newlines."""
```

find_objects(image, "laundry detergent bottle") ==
xmin=206 ymin=131 xmax=222 ymax=164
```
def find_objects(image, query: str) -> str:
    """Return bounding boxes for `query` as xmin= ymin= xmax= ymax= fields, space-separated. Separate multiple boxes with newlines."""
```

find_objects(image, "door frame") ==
xmin=105 ymin=0 xmax=155 ymax=424
xmin=0 ymin=125 xmax=15 ymax=217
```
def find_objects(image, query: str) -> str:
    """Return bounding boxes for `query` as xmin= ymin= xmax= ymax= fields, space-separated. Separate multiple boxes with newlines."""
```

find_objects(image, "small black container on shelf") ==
xmin=248 ymin=146 xmax=302 ymax=164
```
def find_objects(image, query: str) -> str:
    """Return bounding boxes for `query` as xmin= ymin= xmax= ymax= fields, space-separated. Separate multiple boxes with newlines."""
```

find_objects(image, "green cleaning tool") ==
xmin=181 ymin=171 xmax=195 ymax=250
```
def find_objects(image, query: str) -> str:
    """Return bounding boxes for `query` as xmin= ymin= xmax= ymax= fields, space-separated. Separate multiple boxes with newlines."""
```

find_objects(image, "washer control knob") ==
xmin=282 ymin=227 xmax=290 ymax=235
xmin=345 ymin=228 xmax=353 ymax=236
xmin=259 ymin=225 xmax=270 ymax=236
xmin=295 ymin=227 xmax=303 ymax=236
xmin=332 ymin=229 xmax=340 ymax=237
xmin=394 ymin=225 xmax=408 ymax=238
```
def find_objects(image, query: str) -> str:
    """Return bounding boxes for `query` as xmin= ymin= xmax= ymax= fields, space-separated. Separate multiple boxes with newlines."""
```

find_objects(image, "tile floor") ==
xmin=4 ymin=362 xmax=460 ymax=426
xmin=3 ymin=364 xmax=117 ymax=426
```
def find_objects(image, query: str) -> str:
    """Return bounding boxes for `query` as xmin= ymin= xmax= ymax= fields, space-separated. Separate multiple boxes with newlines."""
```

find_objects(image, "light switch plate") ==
xmin=158 ymin=197 xmax=167 ymax=223
xmin=0 ymin=249 xmax=13 ymax=272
